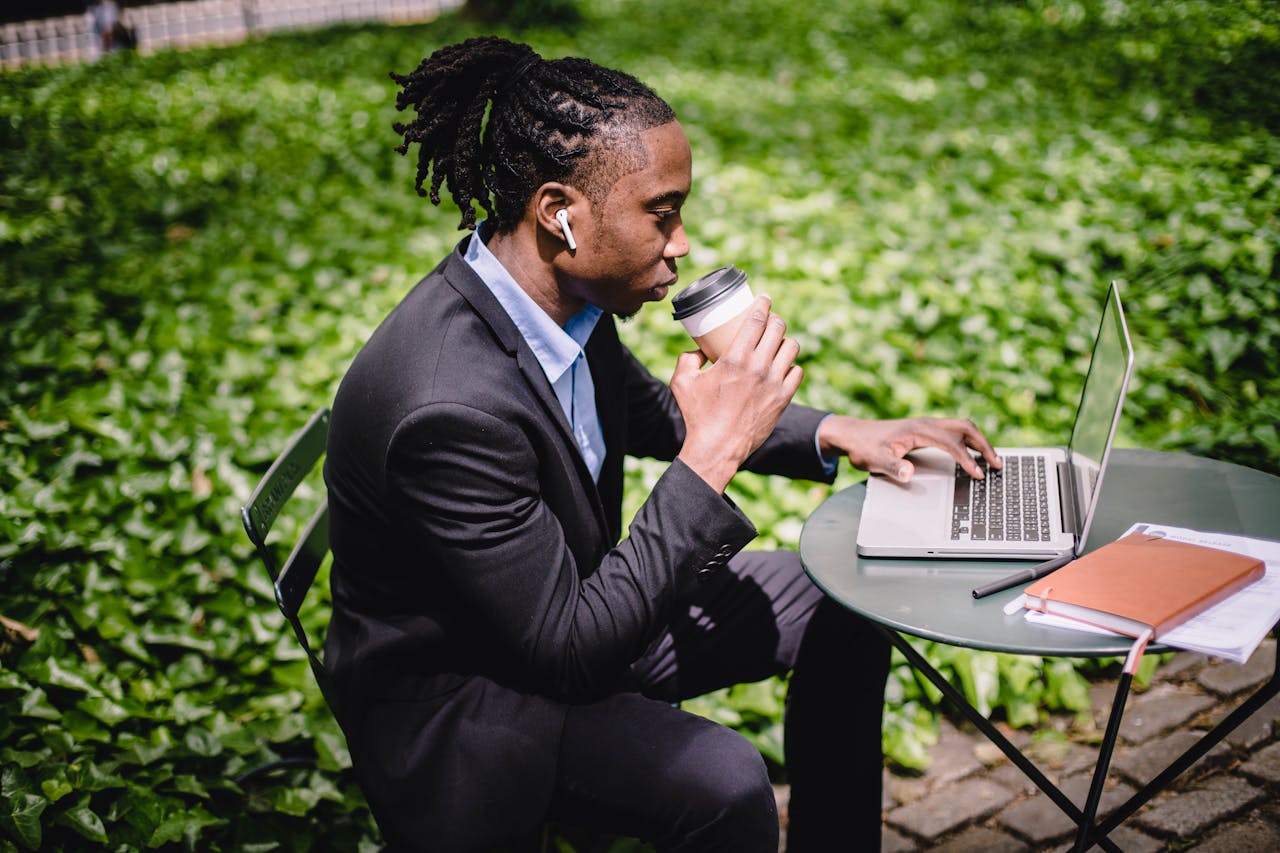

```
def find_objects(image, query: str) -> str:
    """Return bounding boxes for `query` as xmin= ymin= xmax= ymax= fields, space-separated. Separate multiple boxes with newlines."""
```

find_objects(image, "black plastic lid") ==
xmin=670 ymin=265 xmax=748 ymax=321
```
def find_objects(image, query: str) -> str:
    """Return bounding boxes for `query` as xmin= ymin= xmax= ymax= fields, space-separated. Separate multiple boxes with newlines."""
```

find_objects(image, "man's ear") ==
xmin=533 ymin=182 xmax=586 ymax=252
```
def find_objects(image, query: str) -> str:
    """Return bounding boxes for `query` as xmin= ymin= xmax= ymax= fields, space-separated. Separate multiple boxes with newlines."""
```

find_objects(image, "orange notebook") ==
xmin=1019 ymin=532 xmax=1265 ymax=640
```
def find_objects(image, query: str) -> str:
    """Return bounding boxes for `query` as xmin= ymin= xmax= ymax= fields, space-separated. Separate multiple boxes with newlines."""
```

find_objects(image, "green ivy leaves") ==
xmin=2 ymin=0 xmax=1278 ymax=847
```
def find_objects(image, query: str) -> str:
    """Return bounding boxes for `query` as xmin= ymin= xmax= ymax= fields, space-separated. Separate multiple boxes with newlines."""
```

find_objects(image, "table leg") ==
xmin=1091 ymin=631 xmax=1280 ymax=841
xmin=1071 ymin=672 xmax=1132 ymax=852
xmin=882 ymin=627 xmax=1124 ymax=853
xmin=896 ymin=625 xmax=1279 ymax=851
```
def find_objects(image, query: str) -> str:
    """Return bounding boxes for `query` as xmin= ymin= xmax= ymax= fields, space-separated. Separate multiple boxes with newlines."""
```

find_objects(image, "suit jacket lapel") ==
xmin=440 ymin=243 xmax=615 ymax=549
xmin=587 ymin=318 xmax=627 ymax=544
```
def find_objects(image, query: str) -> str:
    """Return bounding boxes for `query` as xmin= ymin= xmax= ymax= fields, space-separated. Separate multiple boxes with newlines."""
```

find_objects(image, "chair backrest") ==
xmin=240 ymin=407 xmax=338 ymax=719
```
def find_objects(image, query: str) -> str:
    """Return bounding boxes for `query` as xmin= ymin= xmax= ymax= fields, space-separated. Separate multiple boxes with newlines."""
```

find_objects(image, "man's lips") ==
xmin=651 ymin=278 xmax=678 ymax=300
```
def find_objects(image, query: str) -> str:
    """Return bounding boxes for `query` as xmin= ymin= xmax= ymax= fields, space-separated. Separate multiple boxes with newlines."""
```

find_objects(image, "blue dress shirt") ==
xmin=465 ymin=225 xmax=606 ymax=482
xmin=464 ymin=223 xmax=836 ymax=483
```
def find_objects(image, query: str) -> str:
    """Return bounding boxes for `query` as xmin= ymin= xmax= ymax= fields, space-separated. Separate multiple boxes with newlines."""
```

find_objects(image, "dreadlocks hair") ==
xmin=390 ymin=36 xmax=677 ymax=232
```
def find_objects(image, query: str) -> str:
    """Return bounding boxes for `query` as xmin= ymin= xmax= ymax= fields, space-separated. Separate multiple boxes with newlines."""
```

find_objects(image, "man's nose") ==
xmin=665 ymin=223 xmax=690 ymax=259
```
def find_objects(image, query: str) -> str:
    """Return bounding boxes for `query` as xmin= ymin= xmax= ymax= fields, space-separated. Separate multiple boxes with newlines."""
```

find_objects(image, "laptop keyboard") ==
xmin=951 ymin=456 xmax=1051 ymax=542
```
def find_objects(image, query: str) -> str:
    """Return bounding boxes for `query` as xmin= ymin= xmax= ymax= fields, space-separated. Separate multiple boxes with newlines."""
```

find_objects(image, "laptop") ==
xmin=855 ymin=281 xmax=1134 ymax=560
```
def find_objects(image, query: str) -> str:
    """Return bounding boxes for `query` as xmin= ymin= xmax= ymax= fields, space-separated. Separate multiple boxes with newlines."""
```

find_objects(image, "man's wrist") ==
xmin=814 ymin=413 xmax=843 ymax=475
xmin=675 ymin=450 xmax=737 ymax=495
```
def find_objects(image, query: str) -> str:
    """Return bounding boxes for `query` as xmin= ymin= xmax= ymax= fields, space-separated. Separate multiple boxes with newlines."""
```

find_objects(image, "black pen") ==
xmin=971 ymin=553 xmax=1075 ymax=599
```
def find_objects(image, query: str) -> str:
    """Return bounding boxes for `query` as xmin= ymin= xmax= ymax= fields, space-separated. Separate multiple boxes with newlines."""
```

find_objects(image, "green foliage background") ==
xmin=2 ymin=0 xmax=1277 ymax=848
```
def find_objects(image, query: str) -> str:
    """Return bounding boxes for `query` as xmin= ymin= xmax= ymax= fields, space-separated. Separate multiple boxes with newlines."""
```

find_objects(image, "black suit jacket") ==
xmin=324 ymin=241 xmax=835 ymax=849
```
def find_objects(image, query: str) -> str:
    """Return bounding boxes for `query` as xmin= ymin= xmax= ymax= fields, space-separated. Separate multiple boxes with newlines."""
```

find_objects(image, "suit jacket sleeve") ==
xmin=384 ymin=400 xmax=757 ymax=702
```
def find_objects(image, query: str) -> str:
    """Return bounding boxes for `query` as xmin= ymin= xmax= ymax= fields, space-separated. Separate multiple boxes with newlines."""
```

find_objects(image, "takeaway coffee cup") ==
xmin=670 ymin=265 xmax=755 ymax=363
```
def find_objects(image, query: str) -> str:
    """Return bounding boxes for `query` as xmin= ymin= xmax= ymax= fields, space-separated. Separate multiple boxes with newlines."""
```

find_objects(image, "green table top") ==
xmin=799 ymin=449 xmax=1280 ymax=657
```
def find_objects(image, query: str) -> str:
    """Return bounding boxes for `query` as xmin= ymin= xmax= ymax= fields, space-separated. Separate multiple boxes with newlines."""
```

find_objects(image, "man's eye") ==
xmin=653 ymin=209 xmax=677 ymax=221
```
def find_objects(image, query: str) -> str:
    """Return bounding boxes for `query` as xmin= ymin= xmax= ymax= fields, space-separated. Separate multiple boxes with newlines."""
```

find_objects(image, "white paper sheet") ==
xmin=1022 ymin=522 xmax=1280 ymax=664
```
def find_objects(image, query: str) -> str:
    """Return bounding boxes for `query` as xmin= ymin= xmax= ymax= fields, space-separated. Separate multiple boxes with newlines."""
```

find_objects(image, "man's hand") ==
xmin=671 ymin=295 xmax=802 ymax=493
xmin=818 ymin=415 xmax=1002 ymax=482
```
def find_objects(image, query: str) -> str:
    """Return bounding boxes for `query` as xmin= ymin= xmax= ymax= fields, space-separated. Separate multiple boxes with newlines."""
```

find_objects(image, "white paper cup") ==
xmin=671 ymin=266 xmax=754 ymax=362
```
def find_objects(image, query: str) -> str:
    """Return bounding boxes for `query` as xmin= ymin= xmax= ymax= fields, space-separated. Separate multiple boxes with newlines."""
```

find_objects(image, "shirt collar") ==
xmin=464 ymin=222 xmax=602 ymax=382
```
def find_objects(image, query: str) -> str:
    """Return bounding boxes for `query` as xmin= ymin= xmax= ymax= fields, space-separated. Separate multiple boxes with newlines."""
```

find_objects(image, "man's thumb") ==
xmin=673 ymin=349 xmax=707 ymax=377
xmin=885 ymin=457 xmax=914 ymax=482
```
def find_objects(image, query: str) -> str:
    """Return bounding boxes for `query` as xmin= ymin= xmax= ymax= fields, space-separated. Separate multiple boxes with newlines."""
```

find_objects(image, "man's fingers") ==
xmin=747 ymin=293 xmax=772 ymax=321
xmin=672 ymin=349 xmax=707 ymax=384
xmin=923 ymin=431 xmax=986 ymax=480
xmin=723 ymin=295 xmax=773 ymax=361
xmin=952 ymin=448 xmax=987 ymax=480
xmin=767 ymin=334 xmax=800 ymax=382
xmin=950 ymin=418 xmax=1001 ymax=469
xmin=927 ymin=419 xmax=1000 ymax=480
xmin=758 ymin=312 xmax=788 ymax=354
xmin=781 ymin=362 xmax=804 ymax=401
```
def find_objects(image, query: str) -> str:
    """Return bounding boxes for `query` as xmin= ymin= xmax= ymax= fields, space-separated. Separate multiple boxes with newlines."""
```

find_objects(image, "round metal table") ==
xmin=798 ymin=448 xmax=1280 ymax=852
xmin=800 ymin=448 xmax=1280 ymax=657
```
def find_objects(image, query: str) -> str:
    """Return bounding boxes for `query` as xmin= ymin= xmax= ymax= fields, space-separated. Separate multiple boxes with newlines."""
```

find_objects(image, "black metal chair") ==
xmin=240 ymin=407 xmax=339 ymax=727
xmin=239 ymin=407 xmax=633 ymax=852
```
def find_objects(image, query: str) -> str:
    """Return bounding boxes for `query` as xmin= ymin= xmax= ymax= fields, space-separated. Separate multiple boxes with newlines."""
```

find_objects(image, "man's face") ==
xmin=558 ymin=121 xmax=692 ymax=319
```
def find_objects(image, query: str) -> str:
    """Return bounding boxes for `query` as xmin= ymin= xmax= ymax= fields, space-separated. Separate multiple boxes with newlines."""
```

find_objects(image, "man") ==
xmin=324 ymin=35 xmax=1000 ymax=852
xmin=86 ymin=0 xmax=120 ymax=55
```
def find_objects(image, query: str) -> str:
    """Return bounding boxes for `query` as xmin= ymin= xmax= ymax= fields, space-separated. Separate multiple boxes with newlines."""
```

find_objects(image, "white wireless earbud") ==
xmin=555 ymin=208 xmax=577 ymax=251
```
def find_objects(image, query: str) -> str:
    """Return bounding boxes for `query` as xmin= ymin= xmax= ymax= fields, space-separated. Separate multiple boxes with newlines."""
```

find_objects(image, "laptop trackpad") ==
xmin=859 ymin=450 xmax=952 ymax=544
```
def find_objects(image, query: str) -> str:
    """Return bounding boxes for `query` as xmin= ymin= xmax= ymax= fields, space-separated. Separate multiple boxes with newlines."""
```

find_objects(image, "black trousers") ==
xmin=546 ymin=551 xmax=892 ymax=852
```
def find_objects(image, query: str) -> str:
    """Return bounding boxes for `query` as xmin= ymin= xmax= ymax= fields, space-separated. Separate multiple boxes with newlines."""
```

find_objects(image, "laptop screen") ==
xmin=1065 ymin=282 xmax=1134 ymax=550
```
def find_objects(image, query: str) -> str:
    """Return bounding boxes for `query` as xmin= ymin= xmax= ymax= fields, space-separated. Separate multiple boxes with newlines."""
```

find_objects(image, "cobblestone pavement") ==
xmin=774 ymin=638 xmax=1279 ymax=851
